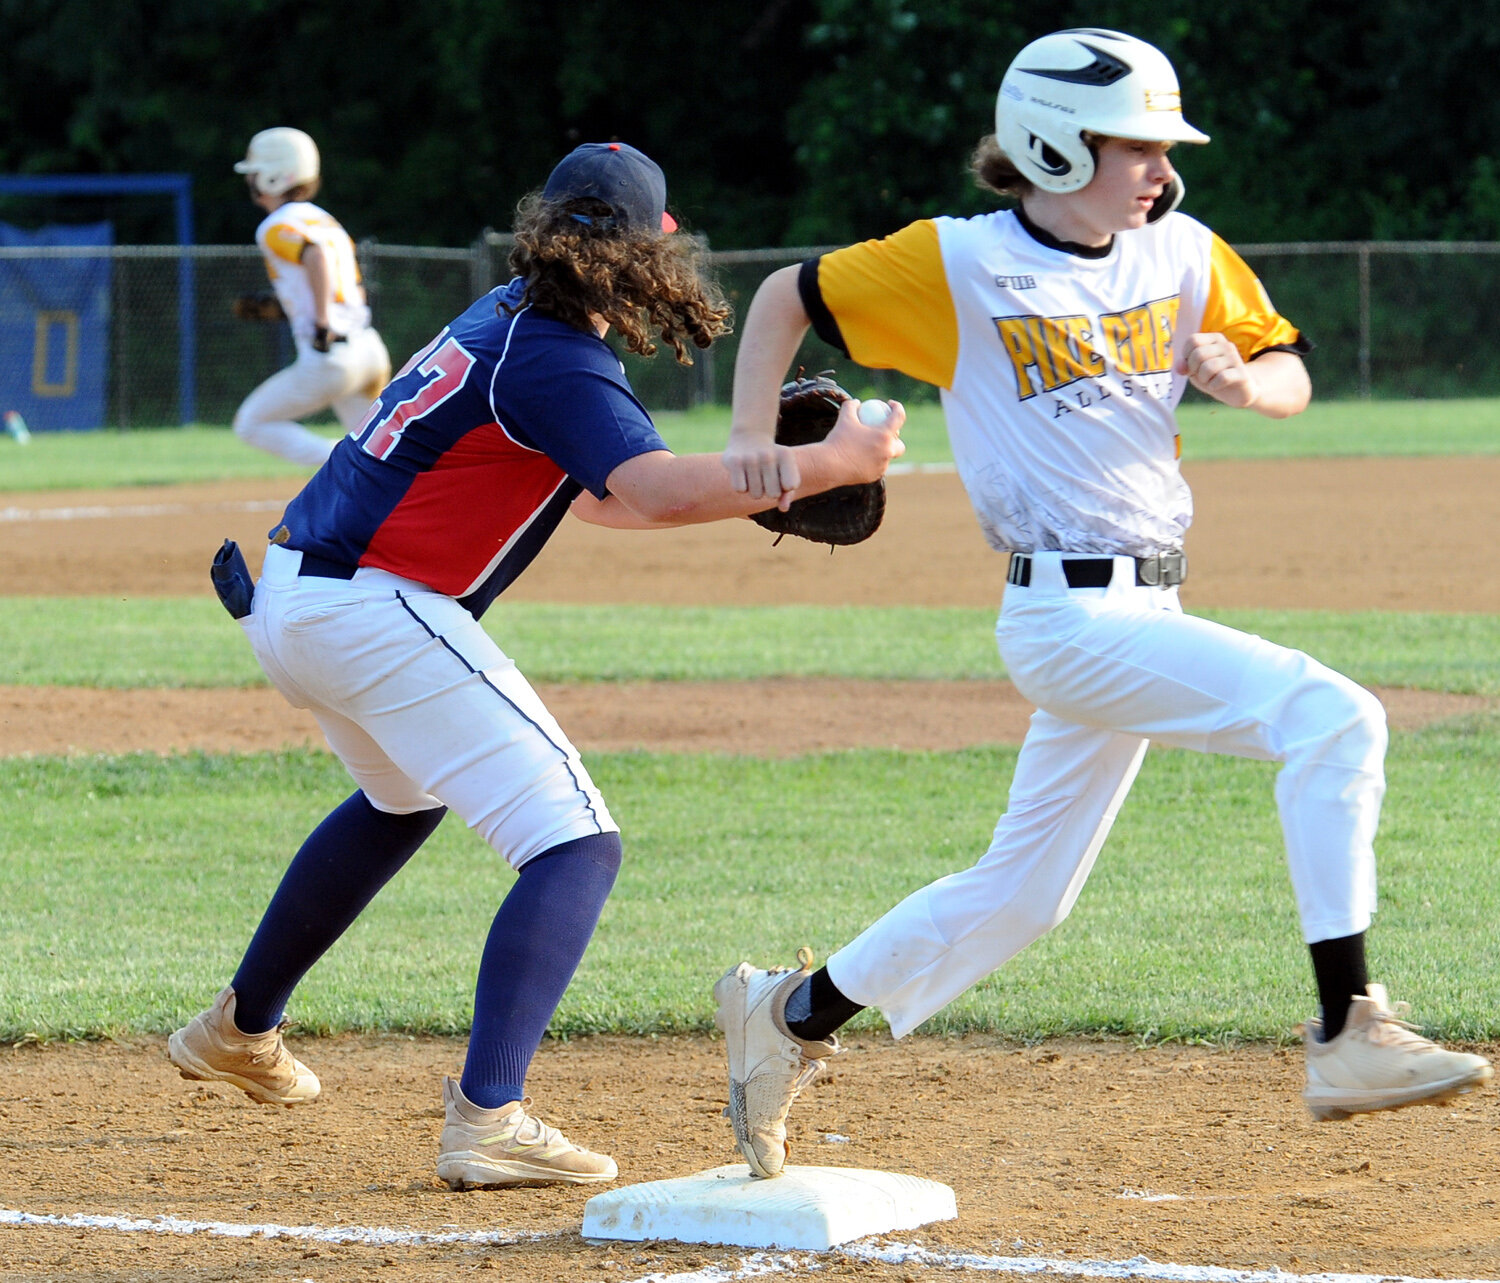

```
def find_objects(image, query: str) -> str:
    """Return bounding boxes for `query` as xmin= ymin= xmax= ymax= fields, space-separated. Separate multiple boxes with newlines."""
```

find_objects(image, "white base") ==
xmin=581 ymin=1163 xmax=956 ymax=1251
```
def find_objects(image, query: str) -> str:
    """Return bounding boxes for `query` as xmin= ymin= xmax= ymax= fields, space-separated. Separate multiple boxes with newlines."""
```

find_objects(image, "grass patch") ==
xmin=3 ymin=719 xmax=1497 ymax=1043
xmin=4 ymin=599 xmax=1500 ymax=695
xmin=3 ymin=397 xmax=1499 ymax=493
xmin=0 ymin=426 xmax=323 ymax=491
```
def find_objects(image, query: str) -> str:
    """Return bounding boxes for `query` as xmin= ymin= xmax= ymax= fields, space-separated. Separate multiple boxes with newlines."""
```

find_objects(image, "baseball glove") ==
xmin=231 ymin=292 xmax=286 ymax=322
xmin=749 ymin=373 xmax=886 ymax=548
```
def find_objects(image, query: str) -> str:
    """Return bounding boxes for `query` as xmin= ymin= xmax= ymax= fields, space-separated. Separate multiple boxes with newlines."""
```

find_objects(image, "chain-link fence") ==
xmin=0 ymin=237 xmax=1496 ymax=428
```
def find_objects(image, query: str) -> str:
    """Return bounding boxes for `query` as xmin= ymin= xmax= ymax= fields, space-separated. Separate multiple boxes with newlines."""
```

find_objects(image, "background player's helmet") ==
xmin=234 ymin=128 xmax=321 ymax=197
xmin=995 ymin=29 xmax=1208 ymax=216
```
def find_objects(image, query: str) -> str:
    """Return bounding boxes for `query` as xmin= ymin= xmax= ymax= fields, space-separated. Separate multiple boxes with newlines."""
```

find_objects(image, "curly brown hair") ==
xmin=505 ymin=193 xmax=732 ymax=364
xmin=970 ymin=134 xmax=1031 ymax=199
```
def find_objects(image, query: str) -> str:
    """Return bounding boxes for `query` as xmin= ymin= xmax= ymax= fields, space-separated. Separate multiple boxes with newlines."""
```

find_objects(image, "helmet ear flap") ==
xmin=1146 ymin=174 xmax=1185 ymax=222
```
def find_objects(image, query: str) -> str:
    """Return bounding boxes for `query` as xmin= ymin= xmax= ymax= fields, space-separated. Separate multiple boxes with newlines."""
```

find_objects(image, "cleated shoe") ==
xmin=167 ymin=987 xmax=320 ymax=1106
xmin=1302 ymin=984 xmax=1493 ymax=1121
xmin=713 ymin=947 xmax=840 ymax=1178
xmin=436 ymin=1077 xmax=618 ymax=1189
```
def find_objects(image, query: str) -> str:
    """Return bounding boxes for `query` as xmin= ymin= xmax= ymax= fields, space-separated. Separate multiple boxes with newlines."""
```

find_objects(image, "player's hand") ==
xmin=1176 ymin=333 xmax=1258 ymax=409
xmin=821 ymin=397 xmax=906 ymax=485
xmin=311 ymin=324 xmax=345 ymax=354
xmin=723 ymin=433 xmax=802 ymax=510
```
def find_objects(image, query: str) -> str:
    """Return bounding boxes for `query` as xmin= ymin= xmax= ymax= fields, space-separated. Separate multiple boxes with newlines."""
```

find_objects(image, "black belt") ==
xmin=1006 ymin=551 xmax=1187 ymax=589
xmin=296 ymin=551 xmax=359 ymax=580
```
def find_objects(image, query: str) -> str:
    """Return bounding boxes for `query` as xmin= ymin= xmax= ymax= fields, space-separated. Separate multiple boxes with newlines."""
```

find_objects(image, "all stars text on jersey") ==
xmin=994 ymin=293 xmax=1180 ymax=400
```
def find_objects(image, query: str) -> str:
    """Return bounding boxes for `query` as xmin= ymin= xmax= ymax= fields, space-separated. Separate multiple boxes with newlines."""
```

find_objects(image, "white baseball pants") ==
xmin=233 ymin=328 xmax=392 ymax=467
xmin=243 ymin=544 xmax=617 ymax=868
xmin=828 ymin=551 xmax=1385 ymax=1039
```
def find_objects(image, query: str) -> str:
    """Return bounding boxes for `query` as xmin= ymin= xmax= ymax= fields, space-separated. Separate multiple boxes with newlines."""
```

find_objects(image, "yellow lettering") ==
xmin=1149 ymin=297 xmax=1179 ymax=370
xmin=996 ymin=313 xmax=1109 ymax=397
xmin=1059 ymin=316 xmax=1105 ymax=379
xmin=1099 ymin=295 xmax=1181 ymax=376
xmin=1022 ymin=318 xmax=1060 ymax=388
xmin=32 ymin=310 xmax=79 ymax=398
xmin=1099 ymin=313 xmax=1132 ymax=372
xmin=995 ymin=317 xmax=1040 ymax=399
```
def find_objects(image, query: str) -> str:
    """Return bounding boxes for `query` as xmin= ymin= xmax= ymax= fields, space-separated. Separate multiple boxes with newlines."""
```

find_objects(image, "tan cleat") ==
xmin=436 ymin=1077 xmax=618 ymax=1189
xmin=167 ymin=987 xmax=320 ymax=1106
xmin=1302 ymin=984 xmax=1493 ymax=1121
xmin=713 ymin=947 xmax=840 ymax=1179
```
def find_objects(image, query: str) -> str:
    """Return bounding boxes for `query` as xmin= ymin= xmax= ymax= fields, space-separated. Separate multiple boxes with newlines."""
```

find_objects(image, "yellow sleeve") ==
xmin=1202 ymin=233 xmax=1304 ymax=360
xmin=262 ymin=221 xmax=309 ymax=264
xmin=812 ymin=220 xmax=959 ymax=389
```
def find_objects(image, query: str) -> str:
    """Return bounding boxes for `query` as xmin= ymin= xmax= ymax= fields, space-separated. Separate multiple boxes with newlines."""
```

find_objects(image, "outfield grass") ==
xmin=2 ymin=396 xmax=1499 ymax=492
xmin=2 ymin=718 xmax=1496 ymax=1045
xmin=5 ymin=599 xmax=1500 ymax=695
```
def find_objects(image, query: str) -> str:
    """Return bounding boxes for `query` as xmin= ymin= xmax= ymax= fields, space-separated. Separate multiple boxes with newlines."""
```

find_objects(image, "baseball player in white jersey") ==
xmin=232 ymin=128 xmax=391 ymax=467
xmin=713 ymin=28 xmax=1491 ymax=1178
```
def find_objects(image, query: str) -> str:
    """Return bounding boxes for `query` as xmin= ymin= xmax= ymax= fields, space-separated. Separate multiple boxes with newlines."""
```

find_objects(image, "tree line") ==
xmin=1 ymin=0 xmax=1496 ymax=249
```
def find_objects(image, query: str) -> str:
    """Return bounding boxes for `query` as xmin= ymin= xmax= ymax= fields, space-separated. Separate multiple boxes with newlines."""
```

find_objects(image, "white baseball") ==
xmin=857 ymin=399 xmax=892 ymax=426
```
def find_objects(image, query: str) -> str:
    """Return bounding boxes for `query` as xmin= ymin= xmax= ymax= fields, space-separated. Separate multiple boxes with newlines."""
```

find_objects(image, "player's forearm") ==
xmin=1245 ymin=351 xmax=1311 ymax=419
xmin=569 ymin=491 xmax=675 ymax=530
xmin=604 ymin=436 xmax=888 ymax=529
xmin=728 ymin=266 xmax=811 ymax=447
xmin=301 ymin=243 xmax=334 ymax=328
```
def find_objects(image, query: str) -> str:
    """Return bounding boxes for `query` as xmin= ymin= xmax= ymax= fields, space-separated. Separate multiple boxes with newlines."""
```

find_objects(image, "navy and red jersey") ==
xmin=271 ymin=278 xmax=667 ymax=617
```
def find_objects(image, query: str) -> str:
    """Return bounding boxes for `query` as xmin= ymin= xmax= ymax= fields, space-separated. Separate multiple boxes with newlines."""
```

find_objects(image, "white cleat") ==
xmin=167 ymin=987 xmax=320 ymax=1106
xmin=713 ymin=947 xmax=840 ymax=1178
xmin=436 ymin=1077 xmax=617 ymax=1188
xmin=1302 ymin=984 xmax=1493 ymax=1121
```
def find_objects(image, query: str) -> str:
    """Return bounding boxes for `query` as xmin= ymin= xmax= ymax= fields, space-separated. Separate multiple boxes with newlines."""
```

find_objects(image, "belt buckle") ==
xmin=1139 ymin=551 xmax=1186 ymax=588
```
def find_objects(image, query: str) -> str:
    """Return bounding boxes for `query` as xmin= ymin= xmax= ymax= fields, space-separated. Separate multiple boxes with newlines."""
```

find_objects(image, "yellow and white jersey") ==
xmin=804 ymin=210 xmax=1305 ymax=555
xmin=254 ymin=201 xmax=372 ymax=348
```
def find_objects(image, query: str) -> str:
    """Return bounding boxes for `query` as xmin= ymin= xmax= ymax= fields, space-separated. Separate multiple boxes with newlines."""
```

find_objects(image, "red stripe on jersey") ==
xmin=361 ymin=421 xmax=568 ymax=595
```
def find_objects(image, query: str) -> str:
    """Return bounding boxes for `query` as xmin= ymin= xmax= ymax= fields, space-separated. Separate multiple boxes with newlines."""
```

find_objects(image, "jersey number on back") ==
xmin=357 ymin=335 xmax=476 ymax=460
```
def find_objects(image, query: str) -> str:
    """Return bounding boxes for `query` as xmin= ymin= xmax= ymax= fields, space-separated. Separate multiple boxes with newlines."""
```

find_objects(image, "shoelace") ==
xmin=503 ymin=1099 xmax=584 ymax=1154
xmin=243 ymin=1023 xmax=293 ymax=1069
xmin=1366 ymin=1001 xmax=1438 ymax=1050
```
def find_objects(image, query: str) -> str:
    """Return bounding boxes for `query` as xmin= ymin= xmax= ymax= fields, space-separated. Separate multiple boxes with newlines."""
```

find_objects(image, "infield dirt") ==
xmin=2 ymin=460 xmax=1498 ymax=1281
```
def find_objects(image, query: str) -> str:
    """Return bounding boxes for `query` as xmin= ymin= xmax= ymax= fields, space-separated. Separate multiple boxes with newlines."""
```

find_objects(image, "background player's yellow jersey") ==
xmin=255 ymin=201 xmax=372 ymax=349
xmin=805 ymin=210 xmax=1306 ymax=557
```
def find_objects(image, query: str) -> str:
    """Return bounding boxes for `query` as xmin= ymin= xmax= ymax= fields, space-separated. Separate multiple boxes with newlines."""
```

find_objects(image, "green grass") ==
xmin=5 ymin=599 xmax=1500 ymax=694
xmin=2 ymin=397 xmax=1498 ymax=491
xmin=0 ymin=425 xmax=326 ymax=490
xmin=3 ymin=719 xmax=1497 ymax=1044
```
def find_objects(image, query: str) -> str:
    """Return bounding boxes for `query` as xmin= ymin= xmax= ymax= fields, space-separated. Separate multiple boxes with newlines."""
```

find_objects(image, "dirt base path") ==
xmin=3 ymin=1034 xmax=1498 ymax=1282
xmin=5 ymin=457 xmax=1500 ymax=611
xmin=4 ymin=459 xmax=1499 ymax=1280
xmin=0 ymin=680 xmax=1491 ymax=757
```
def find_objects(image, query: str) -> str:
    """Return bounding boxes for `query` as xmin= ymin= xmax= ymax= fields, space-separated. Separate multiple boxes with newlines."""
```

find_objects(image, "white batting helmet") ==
xmin=996 ymin=29 xmax=1208 ymax=211
xmin=234 ymin=128 xmax=320 ymax=197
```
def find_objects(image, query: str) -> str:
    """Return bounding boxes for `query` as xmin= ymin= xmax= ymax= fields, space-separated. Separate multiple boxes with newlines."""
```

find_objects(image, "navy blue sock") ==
xmin=460 ymin=832 xmax=622 ymax=1109
xmin=231 ymin=792 xmax=446 ymax=1034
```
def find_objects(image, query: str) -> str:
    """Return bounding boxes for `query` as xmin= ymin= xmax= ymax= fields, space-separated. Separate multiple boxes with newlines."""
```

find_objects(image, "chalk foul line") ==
xmin=4 ymin=1207 xmax=1495 ymax=1283
xmin=0 ymin=499 xmax=286 ymax=523
xmin=0 ymin=1205 xmax=554 ymax=1248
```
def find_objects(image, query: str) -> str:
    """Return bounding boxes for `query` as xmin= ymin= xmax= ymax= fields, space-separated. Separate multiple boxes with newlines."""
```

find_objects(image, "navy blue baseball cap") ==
xmin=542 ymin=142 xmax=678 ymax=234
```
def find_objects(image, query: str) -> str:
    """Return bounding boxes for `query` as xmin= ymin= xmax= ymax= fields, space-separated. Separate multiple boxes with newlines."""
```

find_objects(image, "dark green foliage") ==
xmin=0 ymin=1 xmax=1495 ymax=247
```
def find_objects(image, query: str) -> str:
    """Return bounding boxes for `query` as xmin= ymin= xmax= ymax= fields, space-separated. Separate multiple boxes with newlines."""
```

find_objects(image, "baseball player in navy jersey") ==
xmin=232 ymin=128 xmax=391 ymax=467
xmin=168 ymin=141 xmax=905 ymax=1188
xmin=713 ymin=29 xmax=1491 ymax=1179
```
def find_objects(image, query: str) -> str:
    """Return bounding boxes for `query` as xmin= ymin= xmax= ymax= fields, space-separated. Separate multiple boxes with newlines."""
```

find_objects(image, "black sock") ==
xmin=1308 ymin=932 xmax=1369 ymax=1041
xmin=785 ymin=967 xmax=864 ymax=1043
